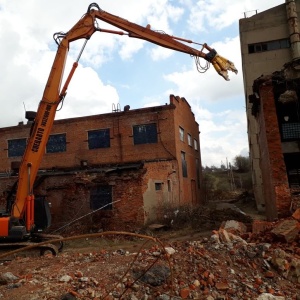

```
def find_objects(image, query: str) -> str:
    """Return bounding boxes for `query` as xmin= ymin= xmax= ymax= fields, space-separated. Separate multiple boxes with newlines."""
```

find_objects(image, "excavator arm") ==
xmin=10 ymin=3 xmax=237 ymax=234
xmin=88 ymin=3 xmax=237 ymax=80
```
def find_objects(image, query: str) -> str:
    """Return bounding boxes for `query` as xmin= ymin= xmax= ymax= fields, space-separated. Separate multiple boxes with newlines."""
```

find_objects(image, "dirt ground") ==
xmin=0 ymin=198 xmax=300 ymax=300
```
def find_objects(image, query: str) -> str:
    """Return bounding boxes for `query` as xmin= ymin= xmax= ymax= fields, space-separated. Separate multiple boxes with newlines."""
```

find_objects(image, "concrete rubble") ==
xmin=0 ymin=211 xmax=300 ymax=299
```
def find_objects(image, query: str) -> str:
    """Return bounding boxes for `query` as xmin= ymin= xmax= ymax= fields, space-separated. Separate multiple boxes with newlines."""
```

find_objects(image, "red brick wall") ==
xmin=0 ymin=98 xmax=203 ymax=230
xmin=170 ymin=95 xmax=202 ymax=205
xmin=0 ymin=106 xmax=177 ymax=171
xmin=32 ymin=169 xmax=146 ymax=232
xmin=258 ymin=85 xmax=291 ymax=219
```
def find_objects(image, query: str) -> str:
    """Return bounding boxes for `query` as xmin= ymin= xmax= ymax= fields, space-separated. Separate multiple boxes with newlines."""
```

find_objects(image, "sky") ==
xmin=0 ymin=0 xmax=284 ymax=167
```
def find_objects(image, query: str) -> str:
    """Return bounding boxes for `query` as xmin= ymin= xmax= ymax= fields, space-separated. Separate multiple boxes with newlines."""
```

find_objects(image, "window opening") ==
xmin=181 ymin=151 xmax=187 ymax=177
xmin=133 ymin=123 xmax=158 ymax=145
xmin=46 ymin=133 xmax=66 ymax=153
xmin=90 ymin=185 xmax=112 ymax=210
xmin=194 ymin=139 xmax=198 ymax=150
xmin=179 ymin=127 xmax=184 ymax=142
xmin=155 ymin=182 xmax=162 ymax=191
xmin=196 ymin=158 xmax=201 ymax=188
xmin=248 ymin=38 xmax=290 ymax=54
xmin=88 ymin=129 xmax=110 ymax=149
xmin=167 ymin=179 xmax=171 ymax=192
xmin=8 ymin=138 xmax=27 ymax=157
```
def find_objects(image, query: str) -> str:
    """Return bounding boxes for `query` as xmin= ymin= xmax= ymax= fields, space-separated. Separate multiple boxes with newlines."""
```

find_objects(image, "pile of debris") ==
xmin=0 ymin=209 xmax=300 ymax=299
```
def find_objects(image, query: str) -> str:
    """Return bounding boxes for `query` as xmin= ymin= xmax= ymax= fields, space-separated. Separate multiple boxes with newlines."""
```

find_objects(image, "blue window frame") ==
xmin=8 ymin=138 xmax=27 ymax=157
xmin=46 ymin=133 xmax=66 ymax=153
xmin=133 ymin=123 xmax=157 ymax=145
xmin=88 ymin=129 xmax=110 ymax=149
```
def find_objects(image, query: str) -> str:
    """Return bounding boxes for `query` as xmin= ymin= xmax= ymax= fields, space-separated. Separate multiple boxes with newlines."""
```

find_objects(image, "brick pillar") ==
xmin=259 ymin=85 xmax=291 ymax=219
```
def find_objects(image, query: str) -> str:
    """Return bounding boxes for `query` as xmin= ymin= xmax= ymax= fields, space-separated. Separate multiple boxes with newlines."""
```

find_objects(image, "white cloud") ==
xmin=164 ymin=36 xmax=243 ymax=103
xmin=199 ymin=113 xmax=248 ymax=167
xmin=142 ymin=94 xmax=167 ymax=108
xmin=145 ymin=2 xmax=183 ymax=33
xmin=150 ymin=47 xmax=174 ymax=61
xmin=186 ymin=0 xmax=284 ymax=32
xmin=0 ymin=1 xmax=125 ymax=127
xmin=90 ymin=0 xmax=185 ymax=61
xmin=142 ymin=101 xmax=161 ymax=108
xmin=118 ymin=38 xmax=145 ymax=61
xmin=55 ymin=65 xmax=119 ymax=119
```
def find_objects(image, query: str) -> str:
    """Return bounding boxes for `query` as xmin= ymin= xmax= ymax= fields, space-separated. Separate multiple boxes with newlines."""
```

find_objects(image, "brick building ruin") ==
xmin=240 ymin=0 xmax=300 ymax=220
xmin=0 ymin=95 xmax=203 ymax=232
xmin=249 ymin=72 xmax=300 ymax=219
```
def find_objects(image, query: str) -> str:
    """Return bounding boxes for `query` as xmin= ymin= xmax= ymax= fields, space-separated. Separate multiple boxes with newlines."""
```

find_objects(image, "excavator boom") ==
xmin=89 ymin=3 xmax=238 ymax=80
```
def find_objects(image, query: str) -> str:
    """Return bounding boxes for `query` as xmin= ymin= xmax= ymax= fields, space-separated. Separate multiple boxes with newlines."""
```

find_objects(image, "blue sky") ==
xmin=0 ymin=0 xmax=284 ymax=167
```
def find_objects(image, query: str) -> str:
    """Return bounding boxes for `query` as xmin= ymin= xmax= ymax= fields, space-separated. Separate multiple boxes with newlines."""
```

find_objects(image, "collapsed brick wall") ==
xmin=142 ymin=160 xmax=180 ymax=223
xmin=0 ymin=168 xmax=147 ymax=233
xmin=0 ymin=159 xmax=186 ymax=234
xmin=35 ymin=169 xmax=147 ymax=233
xmin=0 ymin=99 xmax=203 ymax=230
xmin=256 ymin=82 xmax=292 ymax=219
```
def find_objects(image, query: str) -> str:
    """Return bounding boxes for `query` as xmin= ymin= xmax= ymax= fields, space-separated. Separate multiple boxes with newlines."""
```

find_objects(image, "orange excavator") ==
xmin=0 ymin=3 xmax=237 ymax=253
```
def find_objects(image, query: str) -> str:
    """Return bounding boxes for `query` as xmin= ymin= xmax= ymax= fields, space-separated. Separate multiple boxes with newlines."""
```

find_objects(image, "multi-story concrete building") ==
xmin=0 ymin=94 xmax=203 ymax=231
xmin=240 ymin=0 xmax=300 ymax=220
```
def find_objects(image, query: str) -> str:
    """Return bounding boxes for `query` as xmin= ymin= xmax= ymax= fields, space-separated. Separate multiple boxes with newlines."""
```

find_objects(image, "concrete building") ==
xmin=0 ymin=94 xmax=203 ymax=231
xmin=240 ymin=0 xmax=300 ymax=220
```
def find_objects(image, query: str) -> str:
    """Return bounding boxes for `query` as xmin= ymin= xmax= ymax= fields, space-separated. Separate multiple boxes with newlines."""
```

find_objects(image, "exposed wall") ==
xmin=35 ymin=168 xmax=146 ymax=232
xmin=171 ymin=95 xmax=202 ymax=205
xmin=256 ymin=83 xmax=292 ymax=219
xmin=0 ymin=97 xmax=203 ymax=231
xmin=142 ymin=160 xmax=179 ymax=223
xmin=0 ymin=106 xmax=177 ymax=171
xmin=239 ymin=2 xmax=298 ymax=212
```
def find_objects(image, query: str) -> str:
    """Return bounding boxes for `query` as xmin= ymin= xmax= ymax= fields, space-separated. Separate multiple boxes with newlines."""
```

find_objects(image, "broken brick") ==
xmin=292 ymin=208 xmax=300 ymax=221
xmin=271 ymin=219 xmax=300 ymax=243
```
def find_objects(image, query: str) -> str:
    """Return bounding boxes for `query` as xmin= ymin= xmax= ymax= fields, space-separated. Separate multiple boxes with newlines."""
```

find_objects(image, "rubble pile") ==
xmin=0 ymin=210 xmax=300 ymax=299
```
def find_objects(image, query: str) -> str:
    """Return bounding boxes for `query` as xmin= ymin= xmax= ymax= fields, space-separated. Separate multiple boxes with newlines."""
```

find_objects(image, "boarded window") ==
xmin=181 ymin=151 xmax=187 ymax=178
xmin=90 ymin=185 xmax=112 ymax=210
xmin=133 ymin=123 xmax=157 ymax=145
xmin=46 ymin=133 xmax=66 ymax=153
xmin=88 ymin=129 xmax=110 ymax=149
xmin=179 ymin=127 xmax=184 ymax=142
xmin=8 ymin=138 xmax=27 ymax=157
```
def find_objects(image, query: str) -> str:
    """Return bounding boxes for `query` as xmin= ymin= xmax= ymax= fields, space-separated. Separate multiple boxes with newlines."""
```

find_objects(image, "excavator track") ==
xmin=31 ymin=233 xmax=64 ymax=252
xmin=0 ymin=234 xmax=64 ymax=260
xmin=0 ymin=242 xmax=58 ymax=260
